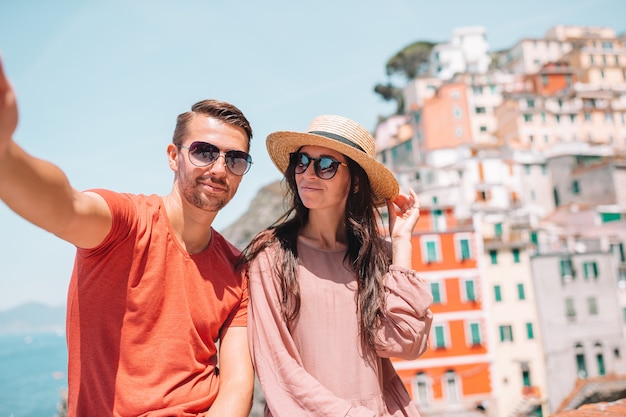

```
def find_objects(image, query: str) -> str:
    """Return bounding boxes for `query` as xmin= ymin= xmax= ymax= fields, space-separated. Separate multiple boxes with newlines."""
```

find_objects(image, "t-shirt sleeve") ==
xmin=223 ymin=270 xmax=248 ymax=328
xmin=77 ymin=189 xmax=136 ymax=256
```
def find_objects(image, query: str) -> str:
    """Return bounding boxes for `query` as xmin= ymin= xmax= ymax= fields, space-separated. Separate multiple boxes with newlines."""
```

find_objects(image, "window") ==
xmin=526 ymin=322 xmax=534 ymax=339
xmin=433 ymin=209 xmax=447 ymax=231
xmin=585 ymin=112 xmax=591 ymax=122
xmin=415 ymin=373 xmax=431 ymax=406
xmin=527 ymin=99 xmax=535 ymax=108
xmin=517 ymin=283 xmax=526 ymax=300
xmin=523 ymin=114 xmax=534 ymax=123
xmin=434 ymin=325 xmax=447 ymax=348
xmin=560 ymin=258 xmax=575 ymax=282
xmin=494 ymin=223 xmax=503 ymax=237
xmin=426 ymin=241 xmax=437 ymax=261
xmin=554 ymin=187 xmax=560 ymax=207
xmin=566 ymin=297 xmax=576 ymax=320
xmin=572 ymin=180 xmax=580 ymax=194
xmin=494 ymin=285 xmax=502 ymax=302
xmin=423 ymin=238 xmax=441 ymax=263
xmin=475 ymin=106 xmax=486 ymax=114
xmin=489 ymin=250 xmax=498 ymax=265
xmin=472 ymin=86 xmax=483 ymax=95
xmin=453 ymin=106 xmax=462 ymax=119
xmin=458 ymin=238 xmax=471 ymax=260
xmin=431 ymin=282 xmax=442 ymax=304
xmin=611 ymin=243 xmax=625 ymax=262
xmin=444 ymin=371 xmax=460 ymax=403
xmin=469 ymin=322 xmax=481 ymax=345
xmin=583 ymin=261 xmax=599 ymax=279
xmin=512 ymin=248 xmax=520 ymax=263
xmin=541 ymin=112 xmax=547 ymax=123
xmin=479 ymin=125 xmax=487 ymax=132
xmin=464 ymin=279 xmax=476 ymax=302
xmin=499 ymin=325 xmax=513 ymax=342
xmin=522 ymin=369 xmax=531 ymax=387
xmin=575 ymin=344 xmax=587 ymax=378
xmin=588 ymin=297 xmax=598 ymax=315
xmin=597 ymin=353 xmax=606 ymax=376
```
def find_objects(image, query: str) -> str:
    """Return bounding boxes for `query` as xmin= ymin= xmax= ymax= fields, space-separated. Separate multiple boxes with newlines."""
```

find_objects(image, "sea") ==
xmin=0 ymin=332 xmax=68 ymax=417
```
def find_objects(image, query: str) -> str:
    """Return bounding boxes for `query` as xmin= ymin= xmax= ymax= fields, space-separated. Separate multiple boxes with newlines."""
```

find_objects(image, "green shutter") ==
xmin=494 ymin=285 xmax=502 ymax=302
xmin=460 ymin=239 xmax=470 ymax=260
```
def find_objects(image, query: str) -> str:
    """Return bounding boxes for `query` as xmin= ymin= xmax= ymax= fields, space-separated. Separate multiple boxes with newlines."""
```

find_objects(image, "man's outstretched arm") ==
xmin=0 ymin=56 xmax=111 ymax=249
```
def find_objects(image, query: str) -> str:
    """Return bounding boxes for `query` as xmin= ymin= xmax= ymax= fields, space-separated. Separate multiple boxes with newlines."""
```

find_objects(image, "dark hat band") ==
xmin=308 ymin=130 xmax=365 ymax=153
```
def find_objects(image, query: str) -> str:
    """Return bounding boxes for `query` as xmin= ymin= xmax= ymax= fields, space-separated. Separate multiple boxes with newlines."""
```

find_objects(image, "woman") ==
xmin=243 ymin=115 xmax=433 ymax=416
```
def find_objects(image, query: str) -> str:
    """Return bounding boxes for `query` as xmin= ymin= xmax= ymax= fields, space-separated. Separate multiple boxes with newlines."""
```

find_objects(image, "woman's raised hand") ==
xmin=386 ymin=189 xmax=421 ymax=241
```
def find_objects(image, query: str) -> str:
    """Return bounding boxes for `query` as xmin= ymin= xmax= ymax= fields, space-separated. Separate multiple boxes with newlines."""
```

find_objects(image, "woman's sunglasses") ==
xmin=177 ymin=141 xmax=253 ymax=176
xmin=290 ymin=152 xmax=347 ymax=180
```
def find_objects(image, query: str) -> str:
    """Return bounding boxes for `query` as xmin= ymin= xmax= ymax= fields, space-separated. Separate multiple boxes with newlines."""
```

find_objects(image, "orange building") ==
xmin=525 ymin=61 xmax=577 ymax=96
xmin=421 ymin=82 xmax=474 ymax=152
xmin=392 ymin=205 xmax=494 ymax=416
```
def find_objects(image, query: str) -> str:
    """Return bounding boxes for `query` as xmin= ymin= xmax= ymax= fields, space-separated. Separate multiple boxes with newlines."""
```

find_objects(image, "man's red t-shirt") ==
xmin=65 ymin=190 xmax=248 ymax=416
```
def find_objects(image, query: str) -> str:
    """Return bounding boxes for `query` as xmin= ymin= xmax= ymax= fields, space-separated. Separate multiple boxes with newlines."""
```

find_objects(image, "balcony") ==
xmin=483 ymin=231 xmax=527 ymax=249
xmin=522 ymin=385 xmax=541 ymax=398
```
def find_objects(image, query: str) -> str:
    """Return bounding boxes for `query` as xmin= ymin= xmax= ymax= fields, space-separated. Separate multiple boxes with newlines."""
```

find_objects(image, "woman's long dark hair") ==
xmin=241 ymin=154 xmax=390 ymax=350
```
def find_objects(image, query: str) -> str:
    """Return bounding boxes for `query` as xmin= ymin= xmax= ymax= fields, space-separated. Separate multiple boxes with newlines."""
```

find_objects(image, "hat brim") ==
xmin=266 ymin=130 xmax=399 ymax=205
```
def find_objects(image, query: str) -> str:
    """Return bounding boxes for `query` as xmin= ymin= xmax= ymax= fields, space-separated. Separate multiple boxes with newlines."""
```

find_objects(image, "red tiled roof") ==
xmin=551 ymin=398 xmax=626 ymax=417
xmin=553 ymin=375 xmax=626 ymax=416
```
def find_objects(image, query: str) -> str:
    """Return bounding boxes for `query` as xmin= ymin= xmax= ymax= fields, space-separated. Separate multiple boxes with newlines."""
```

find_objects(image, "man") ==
xmin=0 ymin=57 xmax=254 ymax=416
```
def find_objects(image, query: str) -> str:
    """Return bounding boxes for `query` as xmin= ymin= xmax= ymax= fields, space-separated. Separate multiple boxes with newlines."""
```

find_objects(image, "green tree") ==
xmin=385 ymin=40 xmax=437 ymax=80
xmin=374 ymin=40 xmax=437 ymax=115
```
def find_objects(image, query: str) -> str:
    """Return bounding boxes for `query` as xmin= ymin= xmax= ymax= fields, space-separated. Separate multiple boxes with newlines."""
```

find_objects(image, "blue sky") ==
xmin=0 ymin=0 xmax=624 ymax=310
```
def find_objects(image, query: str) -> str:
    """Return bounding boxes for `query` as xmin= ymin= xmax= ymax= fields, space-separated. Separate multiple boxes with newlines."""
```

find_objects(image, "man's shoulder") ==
xmin=211 ymin=229 xmax=242 ymax=258
xmin=85 ymin=189 xmax=157 ymax=204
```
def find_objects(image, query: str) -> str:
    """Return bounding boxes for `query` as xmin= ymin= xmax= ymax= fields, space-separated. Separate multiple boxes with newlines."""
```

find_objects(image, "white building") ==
xmin=429 ymin=26 xmax=491 ymax=80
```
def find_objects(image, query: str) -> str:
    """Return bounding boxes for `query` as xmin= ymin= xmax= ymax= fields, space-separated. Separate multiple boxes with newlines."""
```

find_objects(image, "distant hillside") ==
xmin=0 ymin=302 xmax=65 ymax=334
xmin=220 ymin=180 xmax=289 ymax=249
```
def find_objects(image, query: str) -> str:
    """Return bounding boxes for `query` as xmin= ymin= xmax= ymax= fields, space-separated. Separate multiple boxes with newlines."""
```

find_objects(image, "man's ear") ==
xmin=167 ymin=143 xmax=179 ymax=172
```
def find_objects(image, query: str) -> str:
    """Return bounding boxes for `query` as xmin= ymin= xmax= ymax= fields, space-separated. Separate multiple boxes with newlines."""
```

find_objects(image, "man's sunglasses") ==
xmin=177 ymin=141 xmax=253 ymax=176
xmin=290 ymin=152 xmax=347 ymax=180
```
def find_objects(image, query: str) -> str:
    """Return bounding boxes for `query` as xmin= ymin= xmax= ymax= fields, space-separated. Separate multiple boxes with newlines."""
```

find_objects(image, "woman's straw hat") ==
xmin=266 ymin=114 xmax=399 ymax=204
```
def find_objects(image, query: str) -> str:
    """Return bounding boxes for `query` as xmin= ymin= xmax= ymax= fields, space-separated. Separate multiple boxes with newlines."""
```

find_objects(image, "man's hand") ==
xmin=0 ymin=55 xmax=18 ymax=153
